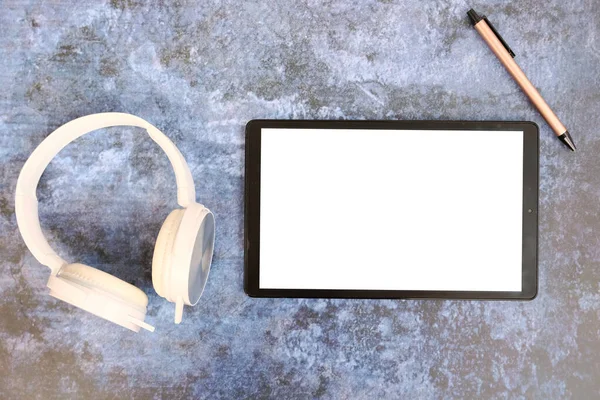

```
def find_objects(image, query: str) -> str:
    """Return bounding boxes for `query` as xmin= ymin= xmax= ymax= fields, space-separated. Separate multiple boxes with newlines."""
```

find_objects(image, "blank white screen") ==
xmin=259 ymin=128 xmax=523 ymax=292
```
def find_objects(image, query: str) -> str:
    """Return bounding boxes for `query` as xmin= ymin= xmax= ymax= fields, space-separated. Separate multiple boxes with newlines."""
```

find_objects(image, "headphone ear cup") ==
xmin=50 ymin=263 xmax=152 ymax=332
xmin=152 ymin=209 xmax=185 ymax=298
xmin=59 ymin=263 xmax=148 ymax=308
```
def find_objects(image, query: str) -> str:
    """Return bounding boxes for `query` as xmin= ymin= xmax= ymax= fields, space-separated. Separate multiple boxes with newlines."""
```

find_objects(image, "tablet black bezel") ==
xmin=244 ymin=120 xmax=539 ymax=300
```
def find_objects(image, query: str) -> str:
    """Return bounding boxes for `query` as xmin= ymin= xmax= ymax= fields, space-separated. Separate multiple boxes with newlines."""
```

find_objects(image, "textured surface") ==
xmin=1 ymin=0 xmax=599 ymax=398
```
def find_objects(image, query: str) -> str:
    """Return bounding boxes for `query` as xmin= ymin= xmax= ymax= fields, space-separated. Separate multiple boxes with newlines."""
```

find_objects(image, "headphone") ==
xmin=15 ymin=113 xmax=215 ymax=333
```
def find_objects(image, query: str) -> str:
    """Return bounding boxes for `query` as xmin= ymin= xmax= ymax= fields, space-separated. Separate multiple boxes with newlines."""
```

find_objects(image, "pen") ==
xmin=467 ymin=8 xmax=576 ymax=151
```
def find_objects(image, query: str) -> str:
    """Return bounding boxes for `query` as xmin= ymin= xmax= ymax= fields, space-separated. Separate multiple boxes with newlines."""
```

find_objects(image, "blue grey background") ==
xmin=1 ymin=0 xmax=599 ymax=398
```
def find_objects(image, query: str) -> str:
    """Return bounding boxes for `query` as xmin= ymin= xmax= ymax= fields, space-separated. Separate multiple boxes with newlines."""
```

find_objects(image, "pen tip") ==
xmin=558 ymin=131 xmax=576 ymax=151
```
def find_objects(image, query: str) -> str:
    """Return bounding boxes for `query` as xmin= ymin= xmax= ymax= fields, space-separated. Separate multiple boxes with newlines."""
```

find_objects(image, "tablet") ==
xmin=244 ymin=120 xmax=538 ymax=300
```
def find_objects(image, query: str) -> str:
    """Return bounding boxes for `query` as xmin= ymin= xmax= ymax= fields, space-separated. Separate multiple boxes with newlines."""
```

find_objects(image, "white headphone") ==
xmin=15 ymin=113 xmax=215 ymax=333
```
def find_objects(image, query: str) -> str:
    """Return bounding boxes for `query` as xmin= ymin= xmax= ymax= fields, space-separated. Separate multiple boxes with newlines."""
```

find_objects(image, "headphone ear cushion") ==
xmin=152 ymin=209 xmax=185 ymax=298
xmin=58 ymin=263 xmax=148 ymax=308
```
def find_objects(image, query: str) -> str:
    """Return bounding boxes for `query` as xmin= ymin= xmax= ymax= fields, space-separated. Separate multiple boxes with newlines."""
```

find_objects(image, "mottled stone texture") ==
xmin=1 ymin=0 xmax=599 ymax=398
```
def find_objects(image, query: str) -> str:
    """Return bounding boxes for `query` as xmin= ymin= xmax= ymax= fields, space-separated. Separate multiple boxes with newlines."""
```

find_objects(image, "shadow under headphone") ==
xmin=15 ymin=113 xmax=215 ymax=333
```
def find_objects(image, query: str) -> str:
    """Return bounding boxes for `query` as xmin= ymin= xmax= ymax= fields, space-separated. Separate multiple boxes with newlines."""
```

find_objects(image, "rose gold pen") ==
xmin=467 ymin=9 xmax=576 ymax=151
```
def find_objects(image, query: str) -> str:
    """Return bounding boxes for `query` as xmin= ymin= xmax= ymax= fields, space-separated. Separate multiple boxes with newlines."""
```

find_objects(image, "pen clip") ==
xmin=483 ymin=16 xmax=516 ymax=58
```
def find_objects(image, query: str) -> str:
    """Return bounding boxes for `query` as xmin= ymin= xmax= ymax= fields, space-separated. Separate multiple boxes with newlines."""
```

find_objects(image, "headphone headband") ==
xmin=15 ymin=113 xmax=196 ymax=274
